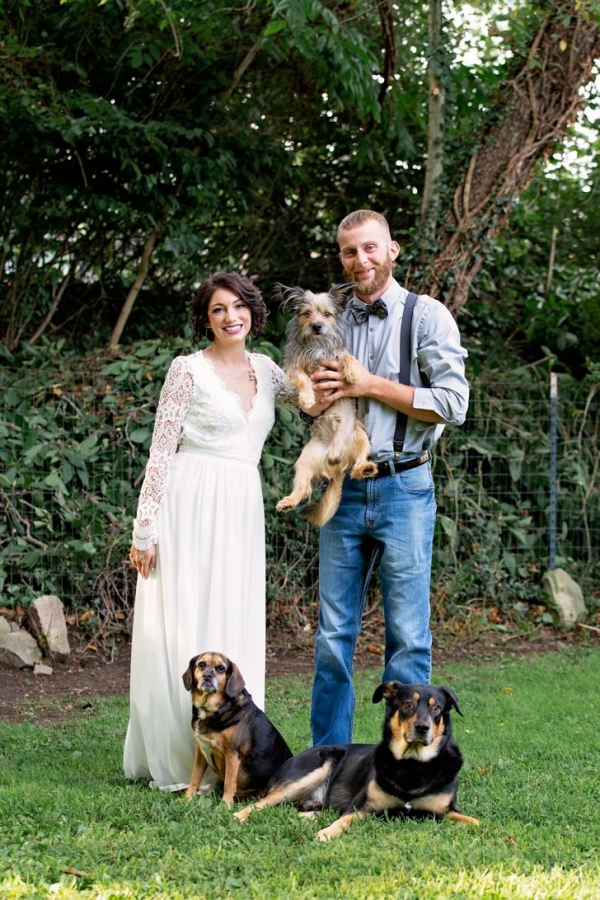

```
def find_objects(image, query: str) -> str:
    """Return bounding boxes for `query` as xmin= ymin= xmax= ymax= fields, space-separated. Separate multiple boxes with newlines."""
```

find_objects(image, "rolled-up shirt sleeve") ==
xmin=412 ymin=300 xmax=469 ymax=425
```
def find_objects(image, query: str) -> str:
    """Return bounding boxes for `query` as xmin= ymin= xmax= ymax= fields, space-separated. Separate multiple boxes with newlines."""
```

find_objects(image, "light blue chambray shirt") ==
xmin=344 ymin=279 xmax=469 ymax=461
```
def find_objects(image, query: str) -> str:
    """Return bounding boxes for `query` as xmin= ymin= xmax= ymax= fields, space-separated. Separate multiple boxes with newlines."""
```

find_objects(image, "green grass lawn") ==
xmin=1 ymin=649 xmax=599 ymax=899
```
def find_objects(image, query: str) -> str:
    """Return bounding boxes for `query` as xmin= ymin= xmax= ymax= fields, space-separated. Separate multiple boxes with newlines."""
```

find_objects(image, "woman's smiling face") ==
xmin=206 ymin=288 xmax=252 ymax=347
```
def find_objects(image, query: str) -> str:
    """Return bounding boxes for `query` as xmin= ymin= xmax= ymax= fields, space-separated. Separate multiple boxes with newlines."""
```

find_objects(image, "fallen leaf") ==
xmin=62 ymin=867 xmax=90 ymax=877
xmin=366 ymin=645 xmax=382 ymax=655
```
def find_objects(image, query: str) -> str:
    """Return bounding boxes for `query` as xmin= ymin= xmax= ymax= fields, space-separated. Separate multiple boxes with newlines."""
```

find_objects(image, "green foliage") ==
xmin=462 ymin=159 xmax=600 ymax=378
xmin=1 ymin=652 xmax=599 ymax=897
xmin=433 ymin=364 xmax=599 ymax=622
xmin=0 ymin=338 xmax=190 ymax=612
xmin=1 ymin=0 xmax=409 ymax=349
xmin=1 ymin=343 xmax=597 ymax=628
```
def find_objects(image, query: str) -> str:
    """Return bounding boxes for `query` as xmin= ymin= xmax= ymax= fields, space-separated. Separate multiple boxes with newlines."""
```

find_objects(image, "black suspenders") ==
xmin=393 ymin=292 xmax=430 ymax=454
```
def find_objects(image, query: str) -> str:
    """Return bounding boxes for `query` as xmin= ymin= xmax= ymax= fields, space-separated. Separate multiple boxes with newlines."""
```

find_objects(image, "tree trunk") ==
xmin=423 ymin=1 xmax=600 ymax=314
xmin=109 ymin=227 xmax=159 ymax=350
xmin=419 ymin=0 xmax=446 ymax=257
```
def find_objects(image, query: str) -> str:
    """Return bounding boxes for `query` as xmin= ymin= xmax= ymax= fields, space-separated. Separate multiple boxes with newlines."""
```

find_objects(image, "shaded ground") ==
xmin=0 ymin=615 xmax=597 ymax=724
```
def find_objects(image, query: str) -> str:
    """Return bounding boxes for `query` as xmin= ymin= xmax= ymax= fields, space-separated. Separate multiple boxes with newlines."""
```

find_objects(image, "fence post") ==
xmin=549 ymin=371 xmax=558 ymax=570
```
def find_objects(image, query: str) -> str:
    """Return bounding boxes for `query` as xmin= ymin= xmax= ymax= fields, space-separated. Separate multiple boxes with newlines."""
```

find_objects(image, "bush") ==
xmin=0 ymin=343 xmax=597 ymax=633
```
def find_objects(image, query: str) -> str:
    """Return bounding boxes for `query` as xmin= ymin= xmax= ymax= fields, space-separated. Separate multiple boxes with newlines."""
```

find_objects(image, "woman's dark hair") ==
xmin=189 ymin=272 xmax=268 ymax=341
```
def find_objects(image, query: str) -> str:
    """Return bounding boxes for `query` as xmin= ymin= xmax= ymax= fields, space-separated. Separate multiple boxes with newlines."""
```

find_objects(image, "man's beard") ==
xmin=350 ymin=257 xmax=394 ymax=298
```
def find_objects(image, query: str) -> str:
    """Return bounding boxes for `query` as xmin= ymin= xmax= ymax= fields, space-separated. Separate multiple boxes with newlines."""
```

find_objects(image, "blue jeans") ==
xmin=310 ymin=462 xmax=436 ymax=745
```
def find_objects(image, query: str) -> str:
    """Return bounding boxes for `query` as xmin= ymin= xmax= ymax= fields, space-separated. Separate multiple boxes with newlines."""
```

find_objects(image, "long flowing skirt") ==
xmin=123 ymin=449 xmax=266 ymax=790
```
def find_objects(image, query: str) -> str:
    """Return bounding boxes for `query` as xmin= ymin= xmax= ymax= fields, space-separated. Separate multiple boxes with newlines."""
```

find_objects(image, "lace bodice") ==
xmin=132 ymin=350 xmax=288 ymax=550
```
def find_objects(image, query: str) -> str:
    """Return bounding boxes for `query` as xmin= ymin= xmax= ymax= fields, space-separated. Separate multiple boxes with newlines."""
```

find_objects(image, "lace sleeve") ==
xmin=269 ymin=358 xmax=298 ymax=407
xmin=132 ymin=356 xmax=194 ymax=549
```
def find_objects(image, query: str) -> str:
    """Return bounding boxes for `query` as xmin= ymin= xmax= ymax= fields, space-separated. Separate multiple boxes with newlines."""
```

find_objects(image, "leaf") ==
xmin=129 ymin=428 xmax=152 ymax=444
xmin=264 ymin=20 xmax=287 ymax=37
xmin=438 ymin=515 xmax=458 ymax=543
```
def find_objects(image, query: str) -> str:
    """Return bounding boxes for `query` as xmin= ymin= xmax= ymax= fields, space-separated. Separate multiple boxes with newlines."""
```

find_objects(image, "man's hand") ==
xmin=311 ymin=360 xmax=373 ymax=403
xmin=310 ymin=359 xmax=442 ymax=423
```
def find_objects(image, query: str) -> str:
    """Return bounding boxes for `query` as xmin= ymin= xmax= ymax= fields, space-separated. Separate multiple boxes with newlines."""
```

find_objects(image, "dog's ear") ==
xmin=328 ymin=282 xmax=353 ymax=307
xmin=182 ymin=657 xmax=197 ymax=692
xmin=225 ymin=661 xmax=246 ymax=698
xmin=275 ymin=284 xmax=306 ymax=313
xmin=440 ymin=686 xmax=462 ymax=716
xmin=372 ymin=681 xmax=404 ymax=704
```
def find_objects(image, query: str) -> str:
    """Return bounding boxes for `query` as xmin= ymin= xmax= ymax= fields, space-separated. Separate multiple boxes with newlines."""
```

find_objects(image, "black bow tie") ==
xmin=351 ymin=299 xmax=388 ymax=324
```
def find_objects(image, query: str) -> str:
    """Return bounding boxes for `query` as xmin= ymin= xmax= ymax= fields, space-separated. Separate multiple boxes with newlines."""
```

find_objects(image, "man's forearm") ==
xmin=362 ymin=374 xmax=444 ymax=424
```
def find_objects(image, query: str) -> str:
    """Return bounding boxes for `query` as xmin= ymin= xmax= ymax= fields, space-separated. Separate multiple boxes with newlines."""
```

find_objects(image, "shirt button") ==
xmin=370 ymin=355 xmax=374 ymax=360
xmin=369 ymin=327 xmax=374 ymax=332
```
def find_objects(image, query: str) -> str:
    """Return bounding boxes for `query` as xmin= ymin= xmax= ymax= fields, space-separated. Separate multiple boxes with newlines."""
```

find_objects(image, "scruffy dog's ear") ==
xmin=372 ymin=681 xmax=404 ymax=704
xmin=441 ymin=686 xmax=463 ymax=716
xmin=225 ymin=661 xmax=246 ymax=698
xmin=275 ymin=284 xmax=307 ymax=313
xmin=182 ymin=657 xmax=197 ymax=692
xmin=328 ymin=282 xmax=354 ymax=306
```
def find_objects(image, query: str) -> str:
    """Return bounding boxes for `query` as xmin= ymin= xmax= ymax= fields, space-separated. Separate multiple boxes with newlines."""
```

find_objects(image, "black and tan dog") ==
xmin=182 ymin=651 xmax=293 ymax=805
xmin=235 ymin=682 xmax=479 ymax=840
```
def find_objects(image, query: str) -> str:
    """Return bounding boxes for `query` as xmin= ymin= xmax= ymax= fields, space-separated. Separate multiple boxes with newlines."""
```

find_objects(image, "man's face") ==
xmin=338 ymin=220 xmax=399 ymax=301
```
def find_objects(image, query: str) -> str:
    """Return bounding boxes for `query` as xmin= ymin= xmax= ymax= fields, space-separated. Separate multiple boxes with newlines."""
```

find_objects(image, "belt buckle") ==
xmin=380 ymin=460 xmax=393 ymax=478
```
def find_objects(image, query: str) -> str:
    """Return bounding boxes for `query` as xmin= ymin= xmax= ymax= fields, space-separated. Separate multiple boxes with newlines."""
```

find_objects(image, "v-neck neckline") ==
xmin=201 ymin=350 xmax=258 ymax=414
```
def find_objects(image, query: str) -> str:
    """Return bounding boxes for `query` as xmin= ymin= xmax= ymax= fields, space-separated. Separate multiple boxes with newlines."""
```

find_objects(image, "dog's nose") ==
xmin=311 ymin=323 xmax=323 ymax=333
xmin=414 ymin=721 xmax=430 ymax=735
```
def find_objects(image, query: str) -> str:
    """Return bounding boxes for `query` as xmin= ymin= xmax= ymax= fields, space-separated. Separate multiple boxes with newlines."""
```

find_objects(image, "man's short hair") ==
xmin=337 ymin=210 xmax=392 ymax=242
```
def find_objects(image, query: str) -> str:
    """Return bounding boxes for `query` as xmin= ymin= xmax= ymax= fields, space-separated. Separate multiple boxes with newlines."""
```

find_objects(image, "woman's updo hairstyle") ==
xmin=189 ymin=272 xmax=268 ymax=341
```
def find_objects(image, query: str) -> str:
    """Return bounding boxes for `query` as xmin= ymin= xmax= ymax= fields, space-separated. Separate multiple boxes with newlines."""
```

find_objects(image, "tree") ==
xmin=1 ymin=0 xmax=598 ymax=352
xmin=421 ymin=0 xmax=600 ymax=312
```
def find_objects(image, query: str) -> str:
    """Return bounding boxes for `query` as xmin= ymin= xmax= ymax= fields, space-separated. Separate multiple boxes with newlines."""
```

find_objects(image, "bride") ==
xmin=124 ymin=272 xmax=289 ymax=791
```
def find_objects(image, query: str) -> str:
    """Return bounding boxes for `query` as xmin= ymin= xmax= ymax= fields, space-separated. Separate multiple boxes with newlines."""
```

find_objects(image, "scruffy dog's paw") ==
xmin=339 ymin=355 xmax=361 ymax=385
xmin=298 ymin=388 xmax=317 ymax=409
xmin=350 ymin=461 xmax=378 ymax=479
xmin=276 ymin=496 xmax=296 ymax=512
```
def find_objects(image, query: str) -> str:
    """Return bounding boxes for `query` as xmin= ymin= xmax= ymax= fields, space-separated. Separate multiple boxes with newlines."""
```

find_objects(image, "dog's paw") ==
xmin=350 ymin=461 xmax=378 ymax=480
xmin=316 ymin=825 xmax=336 ymax=842
xmin=276 ymin=496 xmax=296 ymax=512
xmin=298 ymin=811 xmax=318 ymax=820
xmin=233 ymin=807 xmax=252 ymax=824
xmin=298 ymin=389 xmax=317 ymax=409
xmin=340 ymin=356 xmax=361 ymax=385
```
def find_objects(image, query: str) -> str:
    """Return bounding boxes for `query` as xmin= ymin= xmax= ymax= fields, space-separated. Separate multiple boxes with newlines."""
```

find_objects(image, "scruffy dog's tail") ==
xmin=306 ymin=478 xmax=344 ymax=526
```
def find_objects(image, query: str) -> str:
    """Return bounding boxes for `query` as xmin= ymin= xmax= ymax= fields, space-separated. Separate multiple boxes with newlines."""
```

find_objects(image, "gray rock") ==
xmin=0 ymin=630 xmax=42 ymax=668
xmin=0 ymin=616 xmax=11 ymax=635
xmin=28 ymin=595 xmax=71 ymax=662
xmin=542 ymin=568 xmax=587 ymax=626
xmin=33 ymin=663 xmax=54 ymax=676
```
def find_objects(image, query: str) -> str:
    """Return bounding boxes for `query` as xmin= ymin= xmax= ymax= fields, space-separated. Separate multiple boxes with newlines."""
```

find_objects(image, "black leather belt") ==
xmin=367 ymin=450 xmax=430 ymax=479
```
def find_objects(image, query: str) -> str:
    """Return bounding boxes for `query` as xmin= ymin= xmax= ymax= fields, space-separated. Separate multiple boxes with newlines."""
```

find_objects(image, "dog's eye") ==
xmin=402 ymin=700 xmax=414 ymax=711
xmin=198 ymin=661 xmax=206 ymax=669
xmin=215 ymin=665 xmax=226 ymax=673
xmin=431 ymin=704 xmax=442 ymax=714
xmin=324 ymin=312 xmax=334 ymax=318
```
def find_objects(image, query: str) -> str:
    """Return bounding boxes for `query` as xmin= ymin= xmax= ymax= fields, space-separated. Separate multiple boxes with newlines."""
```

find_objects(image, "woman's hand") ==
xmin=129 ymin=544 xmax=157 ymax=579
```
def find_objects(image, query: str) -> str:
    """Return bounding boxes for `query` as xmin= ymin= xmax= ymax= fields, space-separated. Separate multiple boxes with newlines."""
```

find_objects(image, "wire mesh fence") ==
xmin=1 ymin=363 xmax=598 ymax=627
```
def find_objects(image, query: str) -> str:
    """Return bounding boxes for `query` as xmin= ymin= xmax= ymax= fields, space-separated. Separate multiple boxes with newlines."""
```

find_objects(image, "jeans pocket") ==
xmin=398 ymin=462 xmax=434 ymax=493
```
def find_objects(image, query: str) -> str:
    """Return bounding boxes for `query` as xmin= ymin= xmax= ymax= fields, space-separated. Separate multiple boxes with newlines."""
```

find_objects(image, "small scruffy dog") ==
xmin=276 ymin=284 xmax=377 ymax=526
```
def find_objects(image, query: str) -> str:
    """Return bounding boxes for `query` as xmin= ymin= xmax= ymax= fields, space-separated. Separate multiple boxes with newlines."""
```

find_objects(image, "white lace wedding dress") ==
xmin=123 ymin=349 xmax=287 ymax=791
